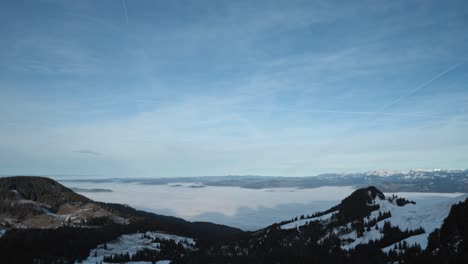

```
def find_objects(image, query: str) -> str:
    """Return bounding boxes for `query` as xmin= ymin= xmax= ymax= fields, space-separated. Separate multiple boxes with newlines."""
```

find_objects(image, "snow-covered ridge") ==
xmin=276 ymin=190 xmax=467 ymax=253
xmin=364 ymin=169 xmax=462 ymax=177
xmin=80 ymin=231 xmax=195 ymax=264
xmin=326 ymin=169 xmax=463 ymax=177
xmin=317 ymin=169 xmax=466 ymax=181
xmin=334 ymin=193 xmax=467 ymax=251
xmin=365 ymin=170 xmax=404 ymax=177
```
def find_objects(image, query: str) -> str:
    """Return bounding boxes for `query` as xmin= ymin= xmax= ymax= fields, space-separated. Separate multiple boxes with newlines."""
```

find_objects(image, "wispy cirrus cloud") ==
xmin=1 ymin=0 xmax=468 ymax=177
xmin=73 ymin=149 xmax=101 ymax=156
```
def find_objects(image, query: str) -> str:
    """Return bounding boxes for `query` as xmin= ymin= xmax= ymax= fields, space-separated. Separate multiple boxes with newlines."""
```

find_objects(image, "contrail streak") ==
xmin=303 ymin=109 xmax=429 ymax=117
xmin=379 ymin=63 xmax=462 ymax=112
xmin=121 ymin=0 xmax=129 ymax=24
xmin=311 ymin=62 xmax=462 ymax=158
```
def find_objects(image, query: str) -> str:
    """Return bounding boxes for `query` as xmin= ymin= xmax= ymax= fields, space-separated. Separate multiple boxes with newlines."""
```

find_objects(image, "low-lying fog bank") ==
xmin=60 ymin=181 xmax=354 ymax=230
xmin=60 ymin=180 xmax=465 ymax=230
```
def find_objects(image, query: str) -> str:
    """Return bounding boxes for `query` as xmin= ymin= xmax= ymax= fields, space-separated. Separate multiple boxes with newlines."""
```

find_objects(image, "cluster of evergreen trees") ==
xmin=364 ymin=211 xmax=392 ymax=228
xmin=354 ymin=220 xmax=425 ymax=249
xmin=85 ymin=216 xmax=113 ymax=226
xmin=387 ymin=194 xmax=416 ymax=206
xmin=0 ymin=201 xmax=44 ymax=219
xmin=102 ymin=252 xmax=132 ymax=263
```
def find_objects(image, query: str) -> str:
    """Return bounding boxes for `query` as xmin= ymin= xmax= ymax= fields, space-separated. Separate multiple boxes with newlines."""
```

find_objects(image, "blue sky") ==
xmin=1 ymin=0 xmax=468 ymax=177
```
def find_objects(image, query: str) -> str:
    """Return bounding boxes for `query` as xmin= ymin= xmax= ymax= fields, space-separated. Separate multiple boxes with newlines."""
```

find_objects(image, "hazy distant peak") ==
xmin=361 ymin=169 xmax=464 ymax=177
xmin=364 ymin=170 xmax=404 ymax=177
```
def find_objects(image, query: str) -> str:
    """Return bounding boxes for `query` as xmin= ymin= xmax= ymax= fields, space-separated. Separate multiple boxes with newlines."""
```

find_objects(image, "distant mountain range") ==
xmin=62 ymin=169 xmax=468 ymax=192
xmin=0 ymin=176 xmax=467 ymax=263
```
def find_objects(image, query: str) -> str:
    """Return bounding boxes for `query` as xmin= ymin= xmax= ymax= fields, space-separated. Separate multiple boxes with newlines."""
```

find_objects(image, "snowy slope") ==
xmin=277 ymin=189 xmax=467 ymax=252
xmin=80 ymin=231 xmax=195 ymax=264
xmin=376 ymin=193 xmax=468 ymax=251
xmin=280 ymin=211 xmax=334 ymax=230
xmin=336 ymin=193 xmax=468 ymax=250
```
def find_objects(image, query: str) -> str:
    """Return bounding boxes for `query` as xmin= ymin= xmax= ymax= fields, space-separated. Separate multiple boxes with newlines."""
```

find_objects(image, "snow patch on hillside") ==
xmin=382 ymin=233 xmax=428 ymax=253
xmin=80 ymin=231 xmax=195 ymax=264
xmin=375 ymin=196 xmax=454 ymax=236
xmin=365 ymin=170 xmax=403 ymax=177
xmin=0 ymin=227 xmax=6 ymax=238
xmin=341 ymin=229 xmax=383 ymax=250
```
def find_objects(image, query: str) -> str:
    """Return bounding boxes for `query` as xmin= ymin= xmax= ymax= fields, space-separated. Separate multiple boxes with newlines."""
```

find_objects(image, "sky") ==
xmin=0 ymin=0 xmax=468 ymax=178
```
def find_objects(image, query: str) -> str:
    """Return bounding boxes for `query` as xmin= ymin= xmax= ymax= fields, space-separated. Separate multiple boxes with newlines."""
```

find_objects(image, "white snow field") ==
xmin=80 ymin=231 xmax=194 ymax=264
xmin=377 ymin=192 xmax=468 ymax=251
xmin=339 ymin=193 xmax=466 ymax=250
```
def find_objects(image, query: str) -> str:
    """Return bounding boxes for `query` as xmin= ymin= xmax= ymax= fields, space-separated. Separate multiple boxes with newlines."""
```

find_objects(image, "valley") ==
xmin=1 ymin=176 xmax=467 ymax=263
xmin=60 ymin=173 xmax=466 ymax=231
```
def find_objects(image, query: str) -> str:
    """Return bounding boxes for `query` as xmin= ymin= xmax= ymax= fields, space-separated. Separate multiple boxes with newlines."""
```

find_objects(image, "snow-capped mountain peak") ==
xmin=364 ymin=170 xmax=405 ymax=177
